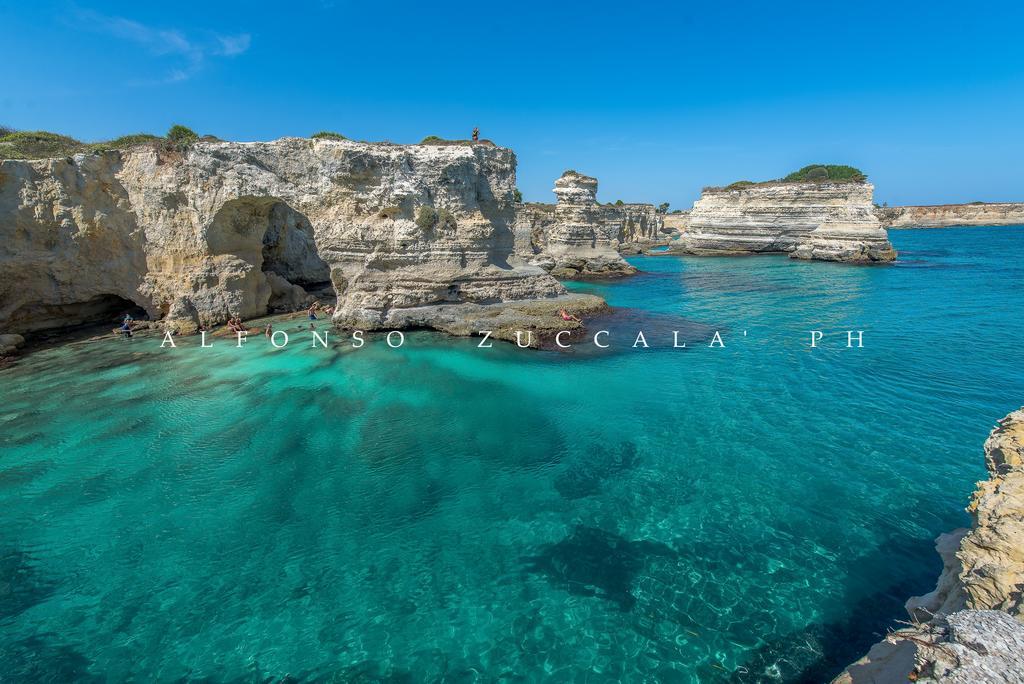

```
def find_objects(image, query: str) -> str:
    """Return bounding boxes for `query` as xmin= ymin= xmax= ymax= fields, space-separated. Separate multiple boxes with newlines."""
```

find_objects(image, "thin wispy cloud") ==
xmin=74 ymin=8 xmax=251 ymax=84
xmin=216 ymin=34 xmax=251 ymax=57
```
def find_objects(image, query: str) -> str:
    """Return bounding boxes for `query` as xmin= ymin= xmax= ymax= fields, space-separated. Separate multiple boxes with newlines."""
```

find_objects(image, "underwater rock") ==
xmin=524 ymin=525 xmax=677 ymax=611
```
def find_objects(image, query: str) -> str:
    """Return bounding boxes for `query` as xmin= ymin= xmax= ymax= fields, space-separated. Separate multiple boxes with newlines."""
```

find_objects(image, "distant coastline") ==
xmin=876 ymin=202 xmax=1024 ymax=229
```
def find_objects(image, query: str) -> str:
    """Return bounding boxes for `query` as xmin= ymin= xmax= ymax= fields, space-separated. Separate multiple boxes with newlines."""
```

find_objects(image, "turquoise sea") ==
xmin=2 ymin=226 xmax=1023 ymax=682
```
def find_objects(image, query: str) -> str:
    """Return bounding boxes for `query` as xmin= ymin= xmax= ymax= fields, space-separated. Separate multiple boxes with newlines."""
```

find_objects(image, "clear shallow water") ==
xmin=2 ymin=227 xmax=1023 ymax=682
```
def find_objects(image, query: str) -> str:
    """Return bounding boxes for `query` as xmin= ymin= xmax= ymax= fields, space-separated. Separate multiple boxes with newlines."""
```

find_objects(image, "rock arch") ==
xmin=205 ymin=196 xmax=332 ymax=315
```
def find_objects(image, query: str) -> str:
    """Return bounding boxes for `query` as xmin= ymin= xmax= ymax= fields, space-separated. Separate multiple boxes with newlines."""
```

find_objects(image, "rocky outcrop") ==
xmin=834 ymin=408 xmax=1024 ymax=683
xmin=877 ymin=203 xmax=1024 ymax=228
xmin=615 ymin=203 xmax=667 ymax=252
xmin=908 ymin=408 xmax=1024 ymax=620
xmin=661 ymin=211 xmax=689 ymax=235
xmin=514 ymin=171 xmax=668 ymax=277
xmin=681 ymin=182 xmax=896 ymax=263
xmin=538 ymin=171 xmax=637 ymax=278
xmin=0 ymin=138 xmax=583 ymax=341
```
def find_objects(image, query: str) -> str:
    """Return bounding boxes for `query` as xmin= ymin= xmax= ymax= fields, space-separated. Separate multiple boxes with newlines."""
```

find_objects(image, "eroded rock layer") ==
xmin=834 ymin=407 xmax=1024 ymax=683
xmin=682 ymin=182 xmax=896 ymax=263
xmin=0 ymin=138 xmax=572 ymax=338
xmin=877 ymin=203 xmax=1024 ymax=228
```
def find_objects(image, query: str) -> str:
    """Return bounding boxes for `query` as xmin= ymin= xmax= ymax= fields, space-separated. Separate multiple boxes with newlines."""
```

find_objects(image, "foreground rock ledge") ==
xmin=344 ymin=293 xmax=607 ymax=348
xmin=834 ymin=407 xmax=1024 ymax=683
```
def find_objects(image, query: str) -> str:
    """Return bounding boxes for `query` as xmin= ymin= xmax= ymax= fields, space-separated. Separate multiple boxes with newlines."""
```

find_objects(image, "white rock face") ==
xmin=0 ymin=138 xmax=567 ymax=337
xmin=683 ymin=182 xmax=896 ymax=263
xmin=834 ymin=407 xmax=1024 ymax=684
xmin=908 ymin=407 xmax=1024 ymax=620
xmin=878 ymin=203 xmax=1024 ymax=228
xmin=661 ymin=211 xmax=689 ymax=235
xmin=514 ymin=171 xmax=667 ymax=277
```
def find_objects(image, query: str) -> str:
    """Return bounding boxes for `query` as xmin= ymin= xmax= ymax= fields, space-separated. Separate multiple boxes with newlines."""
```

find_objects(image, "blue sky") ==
xmin=2 ymin=1 xmax=1022 ymax=207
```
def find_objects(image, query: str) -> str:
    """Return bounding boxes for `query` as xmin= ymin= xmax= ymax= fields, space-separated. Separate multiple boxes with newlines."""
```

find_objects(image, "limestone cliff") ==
xmin=514 ymin=171 xmax=668 ymax=277
xmin=877 ymin=203 xmax=1024 ymax=228
xmin=682 ymin=182 xmax=896 ymax=263
xmin=834 ymin=408 xmax=1024 ymax=683
xmin=661 ymin=211 xmax=689 ymax=235
xmin=0 ymin=138 xmax=581 ymax=340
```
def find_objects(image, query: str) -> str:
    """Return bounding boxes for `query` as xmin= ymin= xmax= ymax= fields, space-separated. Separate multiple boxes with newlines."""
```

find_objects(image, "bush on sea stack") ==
xmin=782 ymin=164 xmax=866 ymax=183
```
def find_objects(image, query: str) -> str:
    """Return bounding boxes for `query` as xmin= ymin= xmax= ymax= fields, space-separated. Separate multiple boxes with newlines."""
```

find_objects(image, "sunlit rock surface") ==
xmin=0 ymin=138 xmax=575 ymax=338
xmin=878 ymin=203 xmax=1024 ymax=228
xmin=682 ymin=182 xmax=896 ymax=263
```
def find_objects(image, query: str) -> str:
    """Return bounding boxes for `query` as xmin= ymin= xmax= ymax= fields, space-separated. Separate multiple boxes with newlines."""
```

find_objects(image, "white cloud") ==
xmin=75 ymin=8 xmax=251 ymax=84
xmin=216 ymin=34 xmax=252 ymax=57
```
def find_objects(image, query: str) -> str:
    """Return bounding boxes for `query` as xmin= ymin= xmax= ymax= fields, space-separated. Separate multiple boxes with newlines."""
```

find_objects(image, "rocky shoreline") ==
xmin=10 ymin=136 xmax=1019 ymax=355
xmin=834 ymin=408 xmax=1024 ymax=683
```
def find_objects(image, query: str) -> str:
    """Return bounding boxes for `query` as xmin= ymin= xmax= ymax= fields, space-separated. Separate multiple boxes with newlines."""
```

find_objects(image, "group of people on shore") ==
xmin=226 ymin=317 xmax=247 ymax=334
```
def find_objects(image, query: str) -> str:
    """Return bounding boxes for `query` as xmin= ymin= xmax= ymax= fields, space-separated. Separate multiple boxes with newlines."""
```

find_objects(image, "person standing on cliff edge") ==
xmin=472 ymin=127 xmax=479 ymax=142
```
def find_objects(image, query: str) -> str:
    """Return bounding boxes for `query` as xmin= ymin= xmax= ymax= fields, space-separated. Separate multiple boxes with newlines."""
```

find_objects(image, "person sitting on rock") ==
xmin=472 ymin=127 xmax=479 ymax=142
xmin=559 ymin=308 xmax=582 ymax=323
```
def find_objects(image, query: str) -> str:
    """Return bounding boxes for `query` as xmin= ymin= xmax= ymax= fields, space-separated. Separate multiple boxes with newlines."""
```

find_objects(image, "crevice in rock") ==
xmin=7 ymin=294 xmax=148 ymax=341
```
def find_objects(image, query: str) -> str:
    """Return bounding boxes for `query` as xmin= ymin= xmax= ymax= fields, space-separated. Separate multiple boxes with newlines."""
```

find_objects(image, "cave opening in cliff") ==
xmin=8 ymin=294 xmax=149 ymax=343
xmin=208 ymin=197 xmax=335 ymax=313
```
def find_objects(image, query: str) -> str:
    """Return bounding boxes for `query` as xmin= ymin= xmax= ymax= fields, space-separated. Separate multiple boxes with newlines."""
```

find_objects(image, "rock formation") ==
xmin=514 ymin=171 xmax=669 ymax=277
xmin=660 ymin=211 xmax=689 ymax=235
xmin=681 ymin=182 xmax=896 ymax=263
xmin=0 ymin=138 xmax=595 ymax=343
xmin=834 ymin=407 xmax=1024 ymax=683
xmin=877 ymin=203 xmax=1024 ymax=228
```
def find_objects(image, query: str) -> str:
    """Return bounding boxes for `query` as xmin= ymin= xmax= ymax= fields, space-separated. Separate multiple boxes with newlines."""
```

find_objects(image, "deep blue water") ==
xmin=2 ymin=227 xmax=1023 ymax=682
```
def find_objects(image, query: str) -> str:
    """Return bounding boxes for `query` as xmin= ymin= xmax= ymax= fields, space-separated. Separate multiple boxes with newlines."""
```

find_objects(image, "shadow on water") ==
xmin=0 ymin=547 xmax=58 ymax=621
xmin=728 ymin=534 xmax=940 ymax=683
xmin=523 ymin=525 xmax=678 ymax=611
xmin=0 ymin=636 xmax=101 ymax=683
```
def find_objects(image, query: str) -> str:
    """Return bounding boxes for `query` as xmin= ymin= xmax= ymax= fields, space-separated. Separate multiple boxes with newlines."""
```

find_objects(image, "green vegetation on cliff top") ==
xmin=0 ymin=125 xmax=211 ymax=159
xmin=419 ymin=135 xmax=494 ymax=146
xmin=0 ymin=126 xmax=499 ymax=159
xmin=707 ymin=164 xmax=868 ymax=192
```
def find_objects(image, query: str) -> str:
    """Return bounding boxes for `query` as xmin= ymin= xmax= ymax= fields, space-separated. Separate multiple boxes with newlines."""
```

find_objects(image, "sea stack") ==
xmin=683 ymin=177 xmax=896 ymax=263
xmin=515 ymin=171 xmax=662 ymax=278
